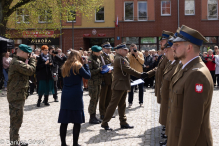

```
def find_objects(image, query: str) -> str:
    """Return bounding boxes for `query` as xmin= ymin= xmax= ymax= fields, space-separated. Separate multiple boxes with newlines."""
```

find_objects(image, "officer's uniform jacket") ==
xmin=159 ymin=60 xmax=179 ymax=126
xmin=101 ymin=52 xmax=113 ymax=85
xmin=165 ymin=62 xmax=183 ymax=136
xmin=167 ymin=57 xmax=213 ymax=146
xmin=112 ymin=54 xmax=141 ymax=90
xmin=147 ymin=55 xmax=168 ymax=103
xmin=7 ymin=56 xmax=36 ymax=102
xmin=88 ymin=54 xmax=103 ymax=86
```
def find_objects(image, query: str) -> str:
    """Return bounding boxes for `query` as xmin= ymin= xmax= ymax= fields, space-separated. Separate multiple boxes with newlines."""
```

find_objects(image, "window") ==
xmin=185 ymin=0 xmax=195 ymax=15
xmin=122 ymin=37 xmax=139 ymax=44
xmin=95 ymin=7 xmax=104 ymax=22
xmin=124 ymin=2 xmax=134 ymax=21
xmin=67 ymin=10 xmax=76 ymax=22
xmin=38 ymin=10 xmax=52 ymax=23
xmin=138 ymin=2 xmax=147 ymax=21
xmin=208 ymin=0 xmax=218 ymax=20
xmin=161 ymin=1 xmax=171 ymax=16
xmin=16 ymin=9 xmax=29 ymax=23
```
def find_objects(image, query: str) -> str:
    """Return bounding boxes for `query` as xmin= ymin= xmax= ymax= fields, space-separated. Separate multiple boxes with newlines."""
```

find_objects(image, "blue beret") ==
xmin=19 ymin=44 xmax=32 ymax=53
xmin=91 ymin=45 xmax=102 ymax=52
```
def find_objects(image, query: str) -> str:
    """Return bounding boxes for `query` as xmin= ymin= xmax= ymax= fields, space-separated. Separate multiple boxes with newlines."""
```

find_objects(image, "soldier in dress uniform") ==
xmin=101 ymin=43 xmax=148 ymax=130
xmin=159 ymin=40 xmax=180 ymax=146
xmin=88 ymin=45 xmax=103 ymax=124
xmin=7 ymin=44 xmax=36 ymax=146
xmin=167 ymin=25 xmax=213 ymax=146
xmin=147 ymin=31 xmax=174 ymax=104
xmin=99 ymin=42 xmax=114 ymax=120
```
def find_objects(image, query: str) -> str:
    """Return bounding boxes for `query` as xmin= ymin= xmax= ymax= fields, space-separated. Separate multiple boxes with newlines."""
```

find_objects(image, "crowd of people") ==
xmin=4 ymin=25 xmax=215 ymax=146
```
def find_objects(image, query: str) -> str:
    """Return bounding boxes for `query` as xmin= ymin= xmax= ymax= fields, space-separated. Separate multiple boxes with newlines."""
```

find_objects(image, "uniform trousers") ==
xmin=9 ymin=100 xmax=25 ymax=145
xmin=210 ymin=71 xmax=216 ymax=85
xmin=53 ymin=80 xmax=58 ymax=99
xmin=102 ymin=90 xmax=128 ymax=126
xmin=3 ymin=68 xmax=8 ymax=88
xmin=88 ymin=85 xmax=101 ymax=114
xmin=99 ymin=84 xmax=112 ymax=116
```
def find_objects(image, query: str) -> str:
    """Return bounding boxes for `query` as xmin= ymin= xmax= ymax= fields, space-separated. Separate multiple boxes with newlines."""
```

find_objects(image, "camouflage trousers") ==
xmin=88 ymin=85 xmax=101 ymax=114
xmin=9 ymin=100 xmax=25 ymax=145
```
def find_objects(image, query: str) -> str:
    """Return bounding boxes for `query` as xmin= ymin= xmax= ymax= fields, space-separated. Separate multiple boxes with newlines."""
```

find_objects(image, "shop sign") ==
xmin=141 ymin=37 xmax=157 ymax=43
xmin=83 ymin=34 xmax=91 ymax=37
xmin=98 ymin=34 xmax=106 ymax=37
xmin=92 ymin=29 xmax=97 ymax=35
xmin=23 ymin=30 xmax=54 ymax=38
xmin=23 ymin=38 xmax=59 ymax=45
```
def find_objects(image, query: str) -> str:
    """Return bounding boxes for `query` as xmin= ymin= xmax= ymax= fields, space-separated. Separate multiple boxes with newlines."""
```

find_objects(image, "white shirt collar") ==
xmin=171 ymin=60 xmax=176 ymax=65
xmin=182 ymin=56 xmax=199 ymax=69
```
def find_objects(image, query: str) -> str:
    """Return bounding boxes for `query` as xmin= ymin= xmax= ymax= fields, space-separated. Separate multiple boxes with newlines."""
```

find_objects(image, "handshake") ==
xmin=141 ymin=72 xmax=148 ymax=79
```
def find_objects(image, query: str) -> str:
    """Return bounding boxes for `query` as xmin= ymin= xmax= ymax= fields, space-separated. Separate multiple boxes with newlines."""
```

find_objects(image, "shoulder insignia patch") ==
xmin=195 ymin=84 xmax=203 ymax=93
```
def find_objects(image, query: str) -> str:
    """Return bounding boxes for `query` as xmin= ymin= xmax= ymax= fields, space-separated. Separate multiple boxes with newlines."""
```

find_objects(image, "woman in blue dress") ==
xmin=58 ymin=50 xmax=91 ymax=146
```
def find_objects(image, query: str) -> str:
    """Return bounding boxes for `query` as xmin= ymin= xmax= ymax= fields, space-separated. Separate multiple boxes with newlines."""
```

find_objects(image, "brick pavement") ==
xmin=0 ymin=88 xmax=218 ymax=146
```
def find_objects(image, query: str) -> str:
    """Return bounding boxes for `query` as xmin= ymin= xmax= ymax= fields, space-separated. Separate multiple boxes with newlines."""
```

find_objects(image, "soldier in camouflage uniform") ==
xmin=88 ymin=45 xmax=103 ymax=124
xmin=7 ymin=44 xmax=36 ymax=146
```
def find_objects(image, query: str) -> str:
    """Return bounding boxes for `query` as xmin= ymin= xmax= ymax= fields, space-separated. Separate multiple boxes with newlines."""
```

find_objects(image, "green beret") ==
xmin=91 ymin=45 xmax=102 ymax=52
xmin=19 ymin=44 xmax=32 ymax=53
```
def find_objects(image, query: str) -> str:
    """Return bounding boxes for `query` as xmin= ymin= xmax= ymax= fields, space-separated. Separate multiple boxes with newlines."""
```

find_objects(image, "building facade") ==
xmin=7 ymin=0 xmax=219 ymax=53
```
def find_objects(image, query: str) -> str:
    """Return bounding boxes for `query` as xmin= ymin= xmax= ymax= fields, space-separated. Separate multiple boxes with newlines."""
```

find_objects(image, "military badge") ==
xmin=195 ymin=84 xmax=203 ymax=93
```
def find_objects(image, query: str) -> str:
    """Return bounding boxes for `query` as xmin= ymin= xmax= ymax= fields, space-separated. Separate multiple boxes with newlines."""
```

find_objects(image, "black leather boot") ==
xmin=37 ymin=95 xmax=42 ymax=107
xmin=44 ymin=95 xmax=50 ymax=106
xmin=94 ymin=113 xmax=101 ymax=122
xmin=89 ymin=114 xmax=100 ymax=124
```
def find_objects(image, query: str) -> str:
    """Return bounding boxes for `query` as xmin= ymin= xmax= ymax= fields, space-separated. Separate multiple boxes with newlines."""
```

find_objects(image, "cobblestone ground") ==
xmin=0 ymin=88 xmax=218 ymax=146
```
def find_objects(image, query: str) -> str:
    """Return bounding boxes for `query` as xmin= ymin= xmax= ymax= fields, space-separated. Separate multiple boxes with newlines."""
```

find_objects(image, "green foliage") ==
xmin=1 ymin=0 xmax=104 ymax=38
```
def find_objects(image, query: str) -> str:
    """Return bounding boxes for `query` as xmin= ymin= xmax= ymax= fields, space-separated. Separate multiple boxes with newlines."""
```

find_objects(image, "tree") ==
xmin=0 ymin=0 xmax=104 ymax=37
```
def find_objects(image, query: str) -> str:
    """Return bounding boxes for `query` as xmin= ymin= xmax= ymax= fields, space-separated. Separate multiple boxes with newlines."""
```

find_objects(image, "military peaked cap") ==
xmin=173 ymin=25 xmax=208 ymax=46
xmin=160 ymin=30 xmax=174 ymax=41
xmin=102 ymin=42 xmax=112 ymax=49
xmin=115 ymin=43 xmax=129 ymax=50
xmin=169 ymin=27 xmax=181 ymax=41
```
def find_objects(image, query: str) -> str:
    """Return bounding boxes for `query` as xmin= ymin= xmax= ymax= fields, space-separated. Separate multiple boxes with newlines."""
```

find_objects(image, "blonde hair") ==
xmin=62 ymin=50 xmax=83 ymax=77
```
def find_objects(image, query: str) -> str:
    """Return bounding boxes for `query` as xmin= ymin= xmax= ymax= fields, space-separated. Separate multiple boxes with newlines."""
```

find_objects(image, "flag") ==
xmin=115 ymin=15 xmax=118 ymax=27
